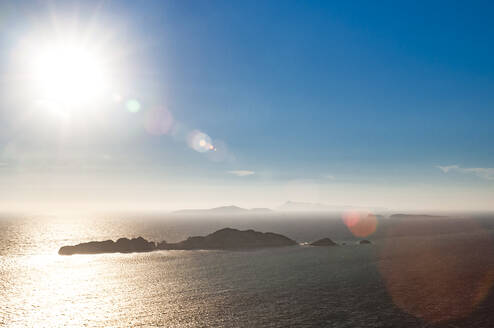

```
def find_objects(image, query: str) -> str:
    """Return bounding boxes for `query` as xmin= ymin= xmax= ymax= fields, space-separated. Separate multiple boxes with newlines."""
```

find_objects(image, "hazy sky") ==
xmin=1 ymin=1 xmax=493 ymax=211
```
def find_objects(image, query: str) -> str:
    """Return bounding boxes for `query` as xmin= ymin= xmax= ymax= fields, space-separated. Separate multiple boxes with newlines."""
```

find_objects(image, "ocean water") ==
xmin=2 ymin=213 xmax=494 ymax=327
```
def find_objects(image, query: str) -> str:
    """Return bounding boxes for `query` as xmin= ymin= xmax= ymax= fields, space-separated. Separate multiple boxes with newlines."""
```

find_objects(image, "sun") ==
xmin=12 ymin=21 xmax=125 ymax=121
xmin=29 ymin=41 xmax=109 ymax=108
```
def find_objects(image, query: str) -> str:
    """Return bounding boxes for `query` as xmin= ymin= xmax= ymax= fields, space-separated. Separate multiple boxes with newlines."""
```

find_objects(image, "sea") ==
xmin=2 ymin=212 xmax=494 ymax=327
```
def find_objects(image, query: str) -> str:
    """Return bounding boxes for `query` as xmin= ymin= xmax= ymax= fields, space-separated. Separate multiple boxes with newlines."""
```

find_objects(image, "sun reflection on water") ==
xmin=3 ymin=251 xmax=193 ymax=327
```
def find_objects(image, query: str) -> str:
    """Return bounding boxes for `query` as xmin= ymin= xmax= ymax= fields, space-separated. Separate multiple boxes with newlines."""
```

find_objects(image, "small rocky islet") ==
xmin=310 ymin=238 xmax=338 ymax=246
xmin=58 ymin=228 xmax=372 ymax=255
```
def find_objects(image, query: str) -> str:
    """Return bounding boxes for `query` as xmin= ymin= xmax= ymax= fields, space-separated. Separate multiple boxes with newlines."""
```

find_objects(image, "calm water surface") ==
xmin=2 ymin=214 xmax=494 ymax=327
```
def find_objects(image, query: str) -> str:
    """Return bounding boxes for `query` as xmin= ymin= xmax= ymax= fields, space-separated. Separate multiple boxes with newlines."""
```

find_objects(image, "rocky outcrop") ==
xmin=359 ymin=239 xmax=372 ymax=244
xmin=58 ymin=237 xmax=156 ymax=255
xmin=310 ymin=238 xmax=338 ymax=246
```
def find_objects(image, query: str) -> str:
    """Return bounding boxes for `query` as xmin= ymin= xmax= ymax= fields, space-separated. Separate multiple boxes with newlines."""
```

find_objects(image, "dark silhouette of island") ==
xmin=159 ymin=228 xmax=296 ymax=250
xmin=58 ymin=237 xmax=156 ymax=255
xmin=359 ymin=239 xmax=372 ymax=244
xmin=310 ymin=238 xmax=338 ymax=246
xmin=59 ymin=228 xmax=297 ymax=255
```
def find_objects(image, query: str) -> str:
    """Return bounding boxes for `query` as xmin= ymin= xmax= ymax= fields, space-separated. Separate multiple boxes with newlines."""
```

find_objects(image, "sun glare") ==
xmin=28 ymin=40 xmax=110 ymax=109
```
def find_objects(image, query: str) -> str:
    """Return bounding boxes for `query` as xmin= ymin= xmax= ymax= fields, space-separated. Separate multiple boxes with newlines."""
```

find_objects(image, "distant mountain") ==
xmin=172 ymin=202 xmax=386 ymax=215
xmin=172 ymin=205 xmax=273 ymax=215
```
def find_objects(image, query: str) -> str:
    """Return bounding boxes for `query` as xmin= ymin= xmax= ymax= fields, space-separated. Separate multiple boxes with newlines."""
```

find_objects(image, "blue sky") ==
xmin=0 ymin=1 xmax=493 ymax=211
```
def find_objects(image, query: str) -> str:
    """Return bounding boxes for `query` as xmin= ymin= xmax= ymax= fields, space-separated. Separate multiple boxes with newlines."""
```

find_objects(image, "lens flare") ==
xmin=378 ymin=218 xmax=494 ymax=323
xmin=206 ymin=140 xmax=230 ymax=162
xmin=187 ymin=130 xmax=214 ymax=153
xmin=125 ymin=99 xmax=141 ymax=113
xmin=342 ymin=211 xmax=377 ymax=237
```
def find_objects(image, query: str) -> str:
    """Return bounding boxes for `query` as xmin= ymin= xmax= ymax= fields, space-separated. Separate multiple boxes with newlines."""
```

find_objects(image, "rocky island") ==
xmin=159 ymin=228 xmax=296 ymax=250
xmin=58 ymin=228 xmax=297 ymax=255
xmin=58 ymin=237 xmax=156 ymax=255
xmin=310 ymin=238 xmax=338 ymax=246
